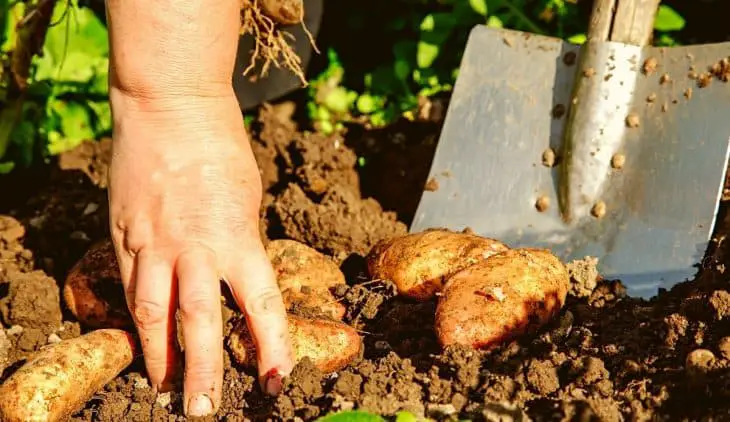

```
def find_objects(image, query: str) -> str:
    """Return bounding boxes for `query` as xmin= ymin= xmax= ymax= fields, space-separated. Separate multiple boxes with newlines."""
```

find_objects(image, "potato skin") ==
xmin=63 ymin=239 xmax=133 ymax=329
xmin=434 ymin=248 xmax=569 ymax=349
xmin=367 ymin=229 xmax=509 ymax=300
xmin=228 ymin=314 xmax=361 ymax=373
xmin=0 ymin=329 xmax=137 ymax=422
xmin=259 ymin=0 xmax=304 ymax=25
xmin=267 ymin=239 xmax=347 ymax=320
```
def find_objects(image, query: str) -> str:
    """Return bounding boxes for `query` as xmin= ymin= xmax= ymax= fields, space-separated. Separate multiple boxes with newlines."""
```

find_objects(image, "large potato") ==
xmin=366 ymin=229 xmax=509 ymax=300
xmin=267 ymin=239 xmax=347 ymax=320
xmin=63 ymin=239 xmax=132 ymax=329
xmin=228 ymin=314 xmax=361 ymax=373
xmin=434 ymin=248 xmax=570 ymax=349
xmin=0 ymin=329 xmax=137 ymax=422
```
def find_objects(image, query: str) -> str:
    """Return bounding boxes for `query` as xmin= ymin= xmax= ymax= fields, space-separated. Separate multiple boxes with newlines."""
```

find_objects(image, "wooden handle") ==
xmin=611 ymin=0 xmax=660 ymax=46
xmin=585 ymin=0 xmax=660 ymax=46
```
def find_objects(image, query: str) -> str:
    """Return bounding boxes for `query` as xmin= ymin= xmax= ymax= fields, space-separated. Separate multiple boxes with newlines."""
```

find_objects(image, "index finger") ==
xmin=224 ymin=240 xmax=294 ymax=395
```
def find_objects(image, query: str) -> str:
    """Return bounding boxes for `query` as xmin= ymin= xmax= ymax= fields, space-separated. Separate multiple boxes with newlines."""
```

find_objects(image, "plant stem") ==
xmin=498 ymin=0 xmax=545 ymax=34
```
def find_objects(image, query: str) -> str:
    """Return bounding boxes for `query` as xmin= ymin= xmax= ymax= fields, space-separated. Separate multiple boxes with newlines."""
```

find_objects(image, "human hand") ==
xmin=107 ymin=92 xmax=294 ymax=417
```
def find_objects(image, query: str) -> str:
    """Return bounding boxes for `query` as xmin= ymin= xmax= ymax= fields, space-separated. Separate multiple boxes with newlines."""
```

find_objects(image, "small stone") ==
xmin=156 ymin=392 xmax=172 ymax=408
xmin=718 ymin=337 xmax=730 ymax=360
xmin=82 ymin=203 xmax=99 ymax=216
xmin=47 ymin=333 xmax=62 ymax=344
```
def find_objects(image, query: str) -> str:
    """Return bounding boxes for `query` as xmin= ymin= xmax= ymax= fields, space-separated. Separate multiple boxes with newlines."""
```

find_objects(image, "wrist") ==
xmin=109 ymin=87 xmax=247 ymax=147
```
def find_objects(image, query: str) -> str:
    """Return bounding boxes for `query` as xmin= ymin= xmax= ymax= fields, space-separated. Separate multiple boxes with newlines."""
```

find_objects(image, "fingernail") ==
xmin=264 ymin=368 xmax=283 ymax=396
xmin=187 ymin=393 xmax=213 ymax=417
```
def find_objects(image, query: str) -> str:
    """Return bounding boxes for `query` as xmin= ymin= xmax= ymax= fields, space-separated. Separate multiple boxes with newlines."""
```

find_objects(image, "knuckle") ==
xmin=244 ymin=286 xmax=286 ymax=318
xmin=132 ymin=299 xmax=168 ymax=330
xmin=184 ymin=361 xmax=220 ymax=383
xmin=179 ymin=296 xmax=217 ymax=323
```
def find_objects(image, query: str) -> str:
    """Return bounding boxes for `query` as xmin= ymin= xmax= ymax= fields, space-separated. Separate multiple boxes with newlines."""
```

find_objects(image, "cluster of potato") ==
xmin=0 ymin=229 xmax=570 ymax=421
xmin=367 ymin=229 xmax=570 ymax=349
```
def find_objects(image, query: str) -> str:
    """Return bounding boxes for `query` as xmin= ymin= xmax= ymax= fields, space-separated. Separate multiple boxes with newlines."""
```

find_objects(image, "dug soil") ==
xmin=3 ymin=101 xmax=730 ymax=422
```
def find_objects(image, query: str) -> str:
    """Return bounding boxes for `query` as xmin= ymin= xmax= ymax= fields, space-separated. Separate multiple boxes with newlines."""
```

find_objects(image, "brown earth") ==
xmin=3 ymin=99 xmax=730 ymax=421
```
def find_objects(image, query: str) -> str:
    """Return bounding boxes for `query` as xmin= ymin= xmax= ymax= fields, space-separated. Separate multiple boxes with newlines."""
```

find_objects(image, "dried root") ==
xmin=240 ymin=0 xmax=319 ymax=86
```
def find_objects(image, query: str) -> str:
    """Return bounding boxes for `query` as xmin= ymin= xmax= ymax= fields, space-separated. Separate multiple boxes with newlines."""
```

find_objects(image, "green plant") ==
xmin=0 ymin=0 xmax=110 ymax=173
xmin=304 ymin=0 xmax=688 ymax=134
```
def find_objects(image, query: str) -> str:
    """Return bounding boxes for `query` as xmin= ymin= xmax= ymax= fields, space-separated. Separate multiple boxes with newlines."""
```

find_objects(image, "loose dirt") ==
xmin=3 ymin=98 xmax=730 ymax=421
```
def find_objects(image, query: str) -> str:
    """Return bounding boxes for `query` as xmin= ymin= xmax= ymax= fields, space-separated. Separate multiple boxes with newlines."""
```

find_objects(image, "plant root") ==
xmin=240 ymin=0 xmax=319 ymax=86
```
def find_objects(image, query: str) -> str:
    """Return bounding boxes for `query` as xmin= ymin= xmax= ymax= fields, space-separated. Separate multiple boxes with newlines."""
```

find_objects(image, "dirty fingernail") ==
xmin=187 ymin=393 xmax=213 ymax=417
xmin=264 ymin=369 xmax=283 ymax=396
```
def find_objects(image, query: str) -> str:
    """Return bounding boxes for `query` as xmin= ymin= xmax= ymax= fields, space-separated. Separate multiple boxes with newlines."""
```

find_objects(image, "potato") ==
xmin=267 ymin=239 xmax=347 ymax=320
xmin=63 ymin=239 xmax=132 ymax=329
xmin=259 ymin=0 xmax=304 ymax=25
xmin=228 ymin=314 xmax=361 ymax=373
xmin=0 ymin=329 xmax=137 ymax=422
xmin=366 ymin=229 xmax=509 ymax=300
xmin=434 ymin=248 xmax=570 ymax=349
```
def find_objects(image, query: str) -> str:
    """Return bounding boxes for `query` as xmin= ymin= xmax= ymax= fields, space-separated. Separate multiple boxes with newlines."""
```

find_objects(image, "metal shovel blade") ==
xmin=410 ymin=25 xmax=730 ymax=298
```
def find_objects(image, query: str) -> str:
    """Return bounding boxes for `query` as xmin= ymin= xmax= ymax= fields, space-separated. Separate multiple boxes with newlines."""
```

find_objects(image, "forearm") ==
xmin=105 ymin=0 xmax=241 ymax=101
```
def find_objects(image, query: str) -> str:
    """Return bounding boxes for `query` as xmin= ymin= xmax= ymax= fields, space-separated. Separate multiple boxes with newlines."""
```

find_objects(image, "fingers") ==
xmin=176 ymin=247 xmax=224 ymax=417
xmin=224 ymin=239 xmax=294 ymax=395
xmin=129 ymin=252 xmax=178 ymax=392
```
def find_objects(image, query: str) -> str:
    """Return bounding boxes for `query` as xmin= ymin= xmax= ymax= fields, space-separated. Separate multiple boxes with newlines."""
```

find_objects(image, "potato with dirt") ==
xmin=0 ymin=329 xmax=137 ymax=422
xmin=64 ymin=238 xmax=346 ymax=328
xmin=62 ymin=239 xmax=133 ymax=329
xmin=434 ymin=248 xmax=570 ymax=349
xmin=267 ymin=239 xmax=347 ymax=319
xmin=367 ymin=229 xmax=509 ymax=300
xmin=258 ymin=0 xmax=304 ymax=25
xmin=228 ymin=314 xmax=362 ymax=373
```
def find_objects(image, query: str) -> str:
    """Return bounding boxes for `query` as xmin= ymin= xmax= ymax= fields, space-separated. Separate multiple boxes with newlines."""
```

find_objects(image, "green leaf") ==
xmin=322 ymin=86 xmax=354 ymax=114
xmin=45 ymin=99 xmax=96 ymax=155
xmin=395 ymin=411 xmax=420 ymax=422
xmin=469 ymin=0 xmax=488 ymax=16
xmin=315 ymin=410 xmax=386 ymax=422
xmin=567 ymin=33 xmax=586 ymax=45
xmin=654 ymin=5 xmax=685 ymax=32
xmin=417 ymin=41 xmax=440 ymax=69
xmin=0 ymin=162 xmax=15 ymax=174
xmin=486 ymin=15 xmax=503 ymax=28
xmin=356 ymin=94 xmax=377 ymax=114
xmin=44 ymin=2 xmax=109 ymax=64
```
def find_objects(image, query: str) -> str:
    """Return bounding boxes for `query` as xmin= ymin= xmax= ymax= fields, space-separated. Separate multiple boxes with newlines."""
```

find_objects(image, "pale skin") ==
xmin=105 ymin=0 xmax=294 ymax=417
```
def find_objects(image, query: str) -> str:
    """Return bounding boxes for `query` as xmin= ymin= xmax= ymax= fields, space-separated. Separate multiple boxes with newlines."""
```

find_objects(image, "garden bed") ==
xmin=3 ymin=97 xmax=730 ymax=421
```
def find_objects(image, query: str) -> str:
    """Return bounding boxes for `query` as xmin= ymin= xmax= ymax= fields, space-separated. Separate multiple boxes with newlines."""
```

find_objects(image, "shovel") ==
xmin=409 ymin=0 xmax=730 ymax=298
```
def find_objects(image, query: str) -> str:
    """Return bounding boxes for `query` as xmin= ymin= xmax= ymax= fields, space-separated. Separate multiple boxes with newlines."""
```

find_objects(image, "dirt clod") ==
xmin=625 ymin=113 xmax=640 ymax=128
xmin=642 ymin=57 xmax=658 ymax=75
xmin=542 ymin=148 xmax=556 ymax=167
xmin=535 ymin=196 xmax=550 ymax=213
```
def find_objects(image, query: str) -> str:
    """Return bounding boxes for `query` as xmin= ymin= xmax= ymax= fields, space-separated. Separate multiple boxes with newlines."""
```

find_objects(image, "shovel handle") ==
xmin=586 ymin=0 xmax=660 ymax=46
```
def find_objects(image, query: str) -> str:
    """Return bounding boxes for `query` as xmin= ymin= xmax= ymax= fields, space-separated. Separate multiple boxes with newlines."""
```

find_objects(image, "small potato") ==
xmin=0 ymin=329 xmax=137 ymax=422
xmin=259 ymin=0 xmax=304 ymax=25
xmin=63 ymin=239 xmax=132 ymax=329
xmin=228 ymin=314 xmax=361 ymax=373
xmin=267 ymin=239 xmax=347 ymax=319
xmin=434 ymin=248 xmax=569 ymax=349
xmin=366 ymin=229 xmax=509 ymax=300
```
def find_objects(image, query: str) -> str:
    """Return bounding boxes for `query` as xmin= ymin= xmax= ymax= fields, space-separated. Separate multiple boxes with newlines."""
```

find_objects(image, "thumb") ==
xmin=223 ymin=239 xmax=294 ymax=395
